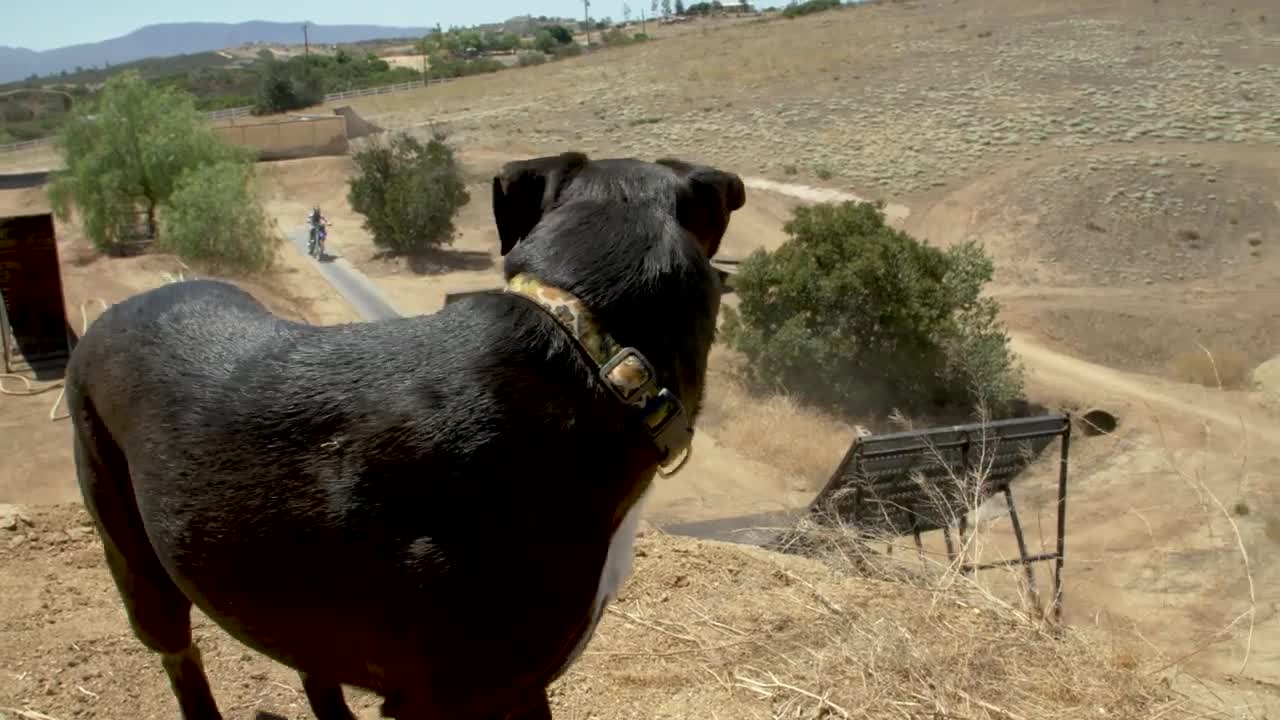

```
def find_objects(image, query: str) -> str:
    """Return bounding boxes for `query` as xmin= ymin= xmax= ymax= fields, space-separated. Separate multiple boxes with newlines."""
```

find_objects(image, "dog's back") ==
xmin=68 ymin=279 xmax=288 ymax=444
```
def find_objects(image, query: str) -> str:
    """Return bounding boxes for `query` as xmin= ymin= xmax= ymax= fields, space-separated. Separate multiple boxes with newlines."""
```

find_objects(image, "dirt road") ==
xmin=289 ymin=227 xmax=401 ymax=321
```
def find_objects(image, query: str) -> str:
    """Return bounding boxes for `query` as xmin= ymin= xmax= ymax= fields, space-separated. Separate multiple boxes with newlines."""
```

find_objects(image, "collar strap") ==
xmin=505 ymin=272 xmax=693 ymax=476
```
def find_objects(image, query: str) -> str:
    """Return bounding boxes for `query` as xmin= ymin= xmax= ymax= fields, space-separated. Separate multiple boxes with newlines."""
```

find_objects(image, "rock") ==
xmin=1246 ymin=232 xmax=1263 ymax=246
xmin=0 ymin=504 xmax=32 ymax=531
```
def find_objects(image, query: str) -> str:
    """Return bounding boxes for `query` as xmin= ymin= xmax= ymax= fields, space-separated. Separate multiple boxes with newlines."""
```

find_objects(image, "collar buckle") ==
xmin=598 ymin=347 xmax=660 ymax=408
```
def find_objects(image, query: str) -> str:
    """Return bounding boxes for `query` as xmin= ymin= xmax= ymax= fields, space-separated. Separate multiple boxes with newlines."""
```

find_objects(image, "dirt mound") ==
xmin=1255 ymin=355 xmax=1280 ymax=395
xmin=946 ymin=145 xmax=1280 ymax=289
xmin=0 ymin=503 xmax=1200 ymax=720
xmin=910 ymin=143 xmax=1280 ymax=376
xmin=333 ymin=105 xmax=385 ymax=140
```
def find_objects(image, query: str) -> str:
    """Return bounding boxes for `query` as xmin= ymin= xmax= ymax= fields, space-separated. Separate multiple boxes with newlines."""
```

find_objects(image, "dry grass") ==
xmin=699 ymin=345 xmax=856 ymax=489
xmin=1166 ymin=346 xmax=1253 ymax=389
xmin=557 ymin=527 xmax=1198 ymax=719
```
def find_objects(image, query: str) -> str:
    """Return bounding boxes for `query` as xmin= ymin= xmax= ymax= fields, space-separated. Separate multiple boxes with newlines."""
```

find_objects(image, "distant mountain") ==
xmin=0 ymin=21 xmax=434 ymax=83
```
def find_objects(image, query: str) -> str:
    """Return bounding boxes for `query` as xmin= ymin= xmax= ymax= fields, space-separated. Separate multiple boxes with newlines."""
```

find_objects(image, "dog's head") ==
xmin=492 ymin=152 xmax=745 ymax=260
xmin=493 ymin=152 xmax=746 ymax=435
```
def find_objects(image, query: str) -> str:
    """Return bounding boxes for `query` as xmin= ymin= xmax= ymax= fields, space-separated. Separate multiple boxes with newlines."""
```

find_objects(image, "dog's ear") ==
xmin=492 ymin=152 xmax=589 ymax=256
xmin=656 ymin=158 xmax=746 ymax=259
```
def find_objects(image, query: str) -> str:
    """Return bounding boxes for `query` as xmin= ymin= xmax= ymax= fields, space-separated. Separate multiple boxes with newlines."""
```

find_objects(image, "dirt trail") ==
xmin=1010 ymin=334 xmax=1279 ymax=442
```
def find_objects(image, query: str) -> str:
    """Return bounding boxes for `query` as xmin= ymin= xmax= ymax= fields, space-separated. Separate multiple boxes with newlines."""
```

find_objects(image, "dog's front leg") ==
xmin=300 ymin=672 xmax=357 ymax=720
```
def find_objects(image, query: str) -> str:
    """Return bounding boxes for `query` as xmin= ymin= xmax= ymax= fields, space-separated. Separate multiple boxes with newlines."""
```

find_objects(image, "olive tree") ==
xmin=48 ymin=71 xmax=246 ymax=255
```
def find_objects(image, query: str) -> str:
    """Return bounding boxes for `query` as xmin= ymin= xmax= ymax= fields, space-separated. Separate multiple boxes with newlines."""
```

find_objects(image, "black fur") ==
xmin=66 ymin=153 xmax=746 ymax=720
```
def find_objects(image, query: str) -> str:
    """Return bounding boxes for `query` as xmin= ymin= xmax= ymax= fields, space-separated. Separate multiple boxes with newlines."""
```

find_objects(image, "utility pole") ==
xmin=584 ymin=0 xmax=592 ymax=47
xmin=641 ymin=8 xmax=647 ymax=35
xmin=302 ymin=23 xmax=310 ymax=57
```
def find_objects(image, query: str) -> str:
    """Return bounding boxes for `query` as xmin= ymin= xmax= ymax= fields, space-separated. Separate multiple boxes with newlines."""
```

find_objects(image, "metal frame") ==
xmin=0 ymin=287 xmax=13 ymax=373
xmin=805 ymin=413 xmax=1072 ymax=621
xmin=443 ymin=288 xmax=502 ymax=307
xmin=0 ymin=212 xmax=74 ymax=377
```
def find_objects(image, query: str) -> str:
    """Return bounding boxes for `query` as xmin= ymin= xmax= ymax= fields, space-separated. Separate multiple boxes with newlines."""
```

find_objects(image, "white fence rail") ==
xmin=204 ymin=105 xmax=254 ymax=122
xmin=0 ymin=77 xmax=447 ymax=155
xmin=0 ymin=138 xmax=51 ymax=153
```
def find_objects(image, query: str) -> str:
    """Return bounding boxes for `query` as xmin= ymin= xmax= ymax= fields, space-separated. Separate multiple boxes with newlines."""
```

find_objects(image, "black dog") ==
xmin=65 ymin=152 xmax=746 ymax=719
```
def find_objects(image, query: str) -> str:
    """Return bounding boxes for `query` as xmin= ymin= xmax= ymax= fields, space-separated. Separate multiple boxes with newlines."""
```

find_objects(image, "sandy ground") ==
xmin=1 ymin=0 xmax=1279 ymax=714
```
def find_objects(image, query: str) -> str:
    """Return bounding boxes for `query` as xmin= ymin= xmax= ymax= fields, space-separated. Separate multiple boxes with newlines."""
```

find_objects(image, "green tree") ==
xmin=47 ymin=71 xmax=246 ymax=254
xmin=458 ymin=30 xmax=484 ymax=52
xmin=533 ymin=29 xmax=558 ymax=52
xmin=252 ymin=54 xmax=323 ymax=114
xmin=546 ymin=24 xmax=574 ymax=44
xmin=675 ymin=0 xmax=686 ymax=13
xmin=721 ymin=200 xmax=1023 ymax=417
xmin=347 ymin=130 xmax=471 ymax=255
xmin=159 ymin=161 xmax=279 ymax=274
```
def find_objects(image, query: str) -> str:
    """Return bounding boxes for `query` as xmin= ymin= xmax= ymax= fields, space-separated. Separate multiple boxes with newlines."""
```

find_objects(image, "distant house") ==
xmin=719 ymin=0 xmax=752 ymax=13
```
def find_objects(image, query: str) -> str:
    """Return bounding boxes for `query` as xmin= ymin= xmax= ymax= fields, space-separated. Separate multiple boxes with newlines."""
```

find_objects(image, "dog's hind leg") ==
xmin=300 ymin=673 xmax=357 ymax=720
xmin=72 ymin=411 xmax=223 ymax=720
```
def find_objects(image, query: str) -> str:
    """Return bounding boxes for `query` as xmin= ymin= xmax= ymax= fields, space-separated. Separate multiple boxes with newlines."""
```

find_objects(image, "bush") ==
xmin=546 ymin=25 xmax=575 ymax=44
xmin=601 ymin=28 xmax=639 ymax=46
xmin=721 ymin=200 xmax=1023 ymax=417
xmin=517 ymin=51 xmax=548 ymax=67
xmin=782 ymin=0 xmax=842 ymax=18
xmin=551 ymin=43 xmax=584 ymax=60
xmin=347 ymin=130 xmax=470 ymax=255
xmin=427 ymin=56 xmax=506 ymax=79
xmin=158 ymin=161 xmax=279 ymax=274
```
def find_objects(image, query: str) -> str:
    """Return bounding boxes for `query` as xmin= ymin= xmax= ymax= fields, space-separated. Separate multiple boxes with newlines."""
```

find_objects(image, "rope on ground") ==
xmin=0 ymin=298 xmax=109 ymax=422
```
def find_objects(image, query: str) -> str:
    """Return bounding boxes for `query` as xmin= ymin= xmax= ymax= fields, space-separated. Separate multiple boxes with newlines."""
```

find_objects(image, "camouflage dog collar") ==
xmin=506 ymin=272 xmax=693 ymax=476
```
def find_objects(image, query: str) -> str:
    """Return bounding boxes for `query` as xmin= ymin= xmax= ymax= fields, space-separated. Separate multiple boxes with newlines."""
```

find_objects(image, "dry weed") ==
xmin=557 ymin=526 xmax=1196 ymax=719
xmin=1167 ymin=346 xmax=1253 ymax=389
xmin=700 ymin=345 xmax=856 ymax=489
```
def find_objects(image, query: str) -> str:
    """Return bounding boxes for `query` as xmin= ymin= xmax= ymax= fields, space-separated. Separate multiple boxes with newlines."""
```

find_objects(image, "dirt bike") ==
xmin=307 ymin=222 xmax=328 ymax=259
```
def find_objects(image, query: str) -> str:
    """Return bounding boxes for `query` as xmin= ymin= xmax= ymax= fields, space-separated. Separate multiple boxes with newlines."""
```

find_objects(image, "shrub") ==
xmin=427 ymin=56 xmax=506 ymax=79
xmin=552 ymin=43 xmax=584 ymax=60
xmin=601 ymin=28 xmax=640 ymax=46
xmin=546 ymin=25 xmax=575 ymax=45
xmin=721 ymin=200 xmax=1023 ymax=417
xmin=782 ymin=0 xmax=842 ymax=18
xmin=158 ymin=161 xmax=279 ymax=274
xmin=517 ymin=51 xmax=548 ymax=67
xmin=347 ymin=130 xmax=470 ymax=255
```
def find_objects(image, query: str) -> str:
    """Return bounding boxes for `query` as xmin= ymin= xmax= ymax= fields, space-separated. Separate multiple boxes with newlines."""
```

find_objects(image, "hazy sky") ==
xmin=6 ymin=0 xmax=605 ymax=51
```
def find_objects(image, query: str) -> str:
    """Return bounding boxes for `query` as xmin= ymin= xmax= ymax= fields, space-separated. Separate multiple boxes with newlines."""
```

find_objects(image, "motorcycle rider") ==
xmin=307 ymin=205 xmax=329 ymax=255
xmin=308 ymin=205 xmax=328 ymax=235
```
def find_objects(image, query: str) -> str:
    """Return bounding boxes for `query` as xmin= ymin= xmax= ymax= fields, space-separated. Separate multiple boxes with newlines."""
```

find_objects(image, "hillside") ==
xmin=0 ymin=21 xmax=434 ymax=83
xmin=0 ymin=0 xmax=1278 ymax=716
